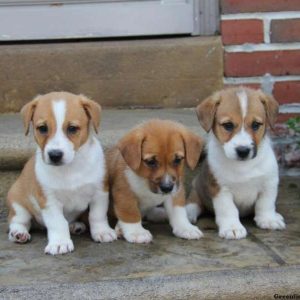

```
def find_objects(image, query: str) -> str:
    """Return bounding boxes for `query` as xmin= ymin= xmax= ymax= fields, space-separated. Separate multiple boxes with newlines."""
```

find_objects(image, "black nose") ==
xmin=48 ymin=150 xmax=63 ymax=164
xmin=159 ymin=182 xmax=174 ymax=194
xmin=236 ymin=146 xmax=250 ymax=159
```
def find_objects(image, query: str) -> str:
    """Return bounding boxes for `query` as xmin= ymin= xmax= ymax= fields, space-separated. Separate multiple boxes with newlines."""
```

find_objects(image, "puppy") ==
xmin=186 ymin=87 xmax=286 ymax=239
xmin=107 ymin=120 xmax=204 ymax=243
xmin=7 ymin=92 xmax=116 ymax=255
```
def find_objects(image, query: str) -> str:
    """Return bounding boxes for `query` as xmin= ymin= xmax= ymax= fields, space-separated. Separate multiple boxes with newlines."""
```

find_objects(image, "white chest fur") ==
xmin=208 ymin=133 xmax=279 ymax=215
xmin=125 ymin=168 xmax=170 ymax=215
xmin=35 ymin=137 xmax=105 ymax=221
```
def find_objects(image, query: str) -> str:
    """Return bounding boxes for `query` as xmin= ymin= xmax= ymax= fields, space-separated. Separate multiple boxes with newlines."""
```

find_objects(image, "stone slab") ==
xmin=0 ymin=37 xmax=223 ymax=113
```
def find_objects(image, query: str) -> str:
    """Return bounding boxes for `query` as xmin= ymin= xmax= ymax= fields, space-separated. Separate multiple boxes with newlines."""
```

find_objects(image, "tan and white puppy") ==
xmin=7 ymin=92 xmax=116 ymax=255
xmin=186 ymin=87 xmax=286 ymax=239
xmin=107 ymin=120 xmax=204 ymax=243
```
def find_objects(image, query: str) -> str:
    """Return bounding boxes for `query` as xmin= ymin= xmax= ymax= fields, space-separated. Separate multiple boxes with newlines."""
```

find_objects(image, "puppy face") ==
xmin=21 ymin=92 xmax=101 ymax=166
xmin=196 ymin=87 xmax=278 ymax=161
xmin=118 ymin=120 xmax=203 ymax=195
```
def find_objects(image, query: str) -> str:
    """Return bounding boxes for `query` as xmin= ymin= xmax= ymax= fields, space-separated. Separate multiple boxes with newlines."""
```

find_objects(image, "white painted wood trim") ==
xmin=0 ymin=1 xmax=195 ymax=41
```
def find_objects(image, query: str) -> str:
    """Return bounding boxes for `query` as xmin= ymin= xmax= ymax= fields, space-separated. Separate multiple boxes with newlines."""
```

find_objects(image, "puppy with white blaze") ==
xmin=7 ymin=92 xmax=116 ymax=255
xmin=186 ymin=87 xmax=286 ymax=240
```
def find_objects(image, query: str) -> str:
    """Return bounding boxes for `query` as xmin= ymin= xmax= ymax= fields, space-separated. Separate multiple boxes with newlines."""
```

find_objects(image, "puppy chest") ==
xmin=54 ymin=185 xmax=95 ymax=214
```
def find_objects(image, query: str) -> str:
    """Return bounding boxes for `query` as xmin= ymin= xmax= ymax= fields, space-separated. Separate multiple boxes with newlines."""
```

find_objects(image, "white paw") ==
xmin=45 ymin=239 xmax=74 ymax=255
xmin=91 ymin=227 xmax=117 ymax=243
xmin=219 ymin=223 xmax=247 ymax=240
xmin=69 ymin=222 xmax=86 ymax=235
xmin=116 ymin=221 xmax=153 ymax=243
xmin=125 ymin=228 xmax=153 ymax=244
xmin=9 ymin=228 xmax=31 ymax=244
xmin=173 ymin=223 xmax=203 ymax=240
xmin=255 ymin=213 xmax=286 ymax=230
xmin=146 ymin=207 xmax=168 ymax=223
xmin=185 ymin=203 xmax=201 ymax=224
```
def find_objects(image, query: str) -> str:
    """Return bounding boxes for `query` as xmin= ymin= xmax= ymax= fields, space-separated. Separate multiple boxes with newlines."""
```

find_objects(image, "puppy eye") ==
xmin=173 ymin=157 xmax=183 ymax=166
xmin=222 ymin=122 xmax=234 ymax=132
xmin=252 ymin=121 xmax=262 ymax=131
xmin=37 ymin=124 xmax=48 ymax=134
xmin=67 ymin=125 xmax=79 ymax=134
xmin=144 ymin=158 xmax=158 ymax=169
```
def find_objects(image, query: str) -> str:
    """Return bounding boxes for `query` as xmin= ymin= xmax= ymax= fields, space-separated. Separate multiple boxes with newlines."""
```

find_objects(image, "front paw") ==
xmin=255 ymin=213 xmax=286 ymax=230
xmin=219 ymin=223 xmax=247 ymax=240
xmin=91 ymin=227 xmax=117 ymax=243
xmin=45 ymin=239 xmax=74 ymax=255
xmin=117 ymin=223 xmax=152 ymax=244
xmin=173 ymin=223 xmax=203 ymax=240
xmin=9 ymin=229 xmax=31 ymax=244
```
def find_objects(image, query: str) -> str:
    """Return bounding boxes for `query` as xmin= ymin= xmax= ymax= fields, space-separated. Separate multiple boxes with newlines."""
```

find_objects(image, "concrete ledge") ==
xmin=0 ymin=109 xmax=205 ymax=170
xmin=0 ymin=37 xmax=223 ymax=113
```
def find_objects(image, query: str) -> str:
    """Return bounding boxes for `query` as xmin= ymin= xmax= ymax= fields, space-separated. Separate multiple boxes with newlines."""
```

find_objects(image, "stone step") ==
xmin=0 ymin=36 xmax=223 ymax=113
xmin=0 ymin=177 xmax=299 ymax=299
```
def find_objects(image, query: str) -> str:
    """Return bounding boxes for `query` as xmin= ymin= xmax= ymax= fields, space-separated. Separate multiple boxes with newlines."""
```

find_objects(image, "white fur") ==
xmin=237 ymin=89 xmax=248 ymax=118
xmin=208 ymin=132 xmax=285 ymax=240
xmin=223 ymin=127 xmax=254 ymax=160
xmin=186 ymin=203 xmax=201 ymax=224
xmin=125 ymin=168 xmax=170 ymax=215
xmin=44 ymin=101 xmax=75 ymax=165
xmin=116 ymin=221 xmax=152 ymax=244
xmin=124 ymin=168 xmax=202 ymax=240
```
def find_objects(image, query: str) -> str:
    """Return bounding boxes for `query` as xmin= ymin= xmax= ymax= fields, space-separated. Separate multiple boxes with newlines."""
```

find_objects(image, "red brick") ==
xmin=273 ymin=81 xmax=300 ymax=104
xmin=271 ymin=19 xmax=300 ymax=43
xmin=225 ymin=50 xmax=300 ymax=77
xmin=221 ymin=19 xmax=264 ymax=45
xmin=221 ymin=0 xmax=300 ymax=14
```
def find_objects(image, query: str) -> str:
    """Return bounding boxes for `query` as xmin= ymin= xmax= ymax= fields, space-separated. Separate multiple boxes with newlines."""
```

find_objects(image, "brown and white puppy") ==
xmin=186 ymin=87 xmax=286 ymax=239
xmin=107 ymin=120 xmax=204 ymax=243
xmin=7 ymin=92 xmax=116 ymax=255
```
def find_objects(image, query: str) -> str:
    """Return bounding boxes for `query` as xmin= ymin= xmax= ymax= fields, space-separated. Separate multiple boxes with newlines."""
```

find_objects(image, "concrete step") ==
xmin=0 ymin=177 xmax=299 ymax=299
xmin=0 ymin=36 xmax=223 ymax=113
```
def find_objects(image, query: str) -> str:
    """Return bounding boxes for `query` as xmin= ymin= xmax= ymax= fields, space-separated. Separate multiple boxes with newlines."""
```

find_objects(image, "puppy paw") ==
xmin=125 ymin=228 xmax=153 ymax=244
xmin=173 ymin=223 xmax=203 ymax=240
xmin=69 ymin=222 xmax=86 ymax=235
xmin=45 ymin=239 xmax=74 ymax=255
xmin=91 ymin=227 xmax=117 ymax=243
xmin=9 ymin=229 xmax=31 ymax=244
xmin=219 ymin=223 xmax=247 ymax=240
xmin=185 ymin=203 xmax=201 ymax=224
xmin=255 ymin=213 xmax=286 ymax=230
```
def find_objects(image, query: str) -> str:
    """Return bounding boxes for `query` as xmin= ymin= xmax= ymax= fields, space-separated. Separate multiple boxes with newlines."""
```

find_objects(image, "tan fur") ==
xmin=107 ymin=120 xmax=204 ymax=223
xmin=191 ymin=87 xmax=278 ymax=211
xmin=8 ymin=92 xmax=101 ymax=225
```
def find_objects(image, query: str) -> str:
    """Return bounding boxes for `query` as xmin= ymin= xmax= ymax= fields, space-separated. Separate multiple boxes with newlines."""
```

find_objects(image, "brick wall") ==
xmin=220 ymin=0 xmax=300 ymax=174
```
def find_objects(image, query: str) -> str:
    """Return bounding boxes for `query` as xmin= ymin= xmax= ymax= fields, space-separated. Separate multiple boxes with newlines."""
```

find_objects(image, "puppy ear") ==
xmin=20 ymin=98 xmax=38 ymax=136
xmin=196 ymin=93 xmax=221 ymax=132
xmin=80 ymin=95 xmax=101 ymax=133
xmin=118 ymin=129 xmax=144 ymax=171
xmin=258 ymin=90 xmax=279 ymax=129
xmin=181 ymin=129 xmax=204 ymax=170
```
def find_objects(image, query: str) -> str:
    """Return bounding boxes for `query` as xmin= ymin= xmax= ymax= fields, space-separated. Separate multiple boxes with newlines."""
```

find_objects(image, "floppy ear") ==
xmin=196 ymin=93 xmax=221 ymax=132
xmin=80 ymin=95 xmax=101 ymax=133
xmin=117 ymin=129 xmax=144 ymax=171
xmin=181 ymin=129 xmax=204 ymax=170
xmin=20 ymin=98 xmax=38 ymax=136
xmin=258 ymin=90 xmax=279 ymax=129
